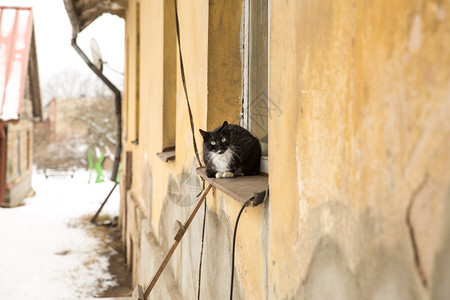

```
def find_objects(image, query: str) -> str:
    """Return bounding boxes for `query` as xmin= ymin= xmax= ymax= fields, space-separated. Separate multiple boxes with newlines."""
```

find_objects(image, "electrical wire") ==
xmin=173 ymin=1 xmax=208 ymax=299
xmin=197 ymin=200 xmax=207 ymax=299
xmin=230 ymin=197 xmax=254 ymax=300
xmin=173 ymin=0 xmax=202 ymax=168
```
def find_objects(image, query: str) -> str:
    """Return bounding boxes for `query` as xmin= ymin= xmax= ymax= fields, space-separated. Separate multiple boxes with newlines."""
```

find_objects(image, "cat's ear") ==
xmin=220 ymin=121 xmax=229 ymax=135
xmin=199 ymin=129 xmax=209 ymax=140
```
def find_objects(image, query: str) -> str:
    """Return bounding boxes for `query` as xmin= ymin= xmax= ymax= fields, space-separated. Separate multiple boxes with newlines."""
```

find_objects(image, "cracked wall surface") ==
xmin=269 ymin=0 xmax=450 ymax=299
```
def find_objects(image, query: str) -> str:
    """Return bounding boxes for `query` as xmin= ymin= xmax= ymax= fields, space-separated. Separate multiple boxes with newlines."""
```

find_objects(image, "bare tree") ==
xmin=35 ymin=69 xmax=119 ymax=171
xmin=41 ymin=69 xmax=112 ymax=106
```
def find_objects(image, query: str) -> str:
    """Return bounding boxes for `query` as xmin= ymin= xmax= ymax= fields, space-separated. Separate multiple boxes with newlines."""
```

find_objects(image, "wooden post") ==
xmin=91 ymin=182 xmax=118 ymax=223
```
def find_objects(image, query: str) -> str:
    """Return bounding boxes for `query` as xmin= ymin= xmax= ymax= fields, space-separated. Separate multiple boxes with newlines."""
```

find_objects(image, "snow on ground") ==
xmin=0 ymin=170 xmax=120 ymax=299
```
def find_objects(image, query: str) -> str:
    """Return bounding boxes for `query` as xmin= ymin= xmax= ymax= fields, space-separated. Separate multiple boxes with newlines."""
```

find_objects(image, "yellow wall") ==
xmin=269 ymin=0 xmax=450 ymax=298
xmin=121 ymin=0 xmax=450 ymax=298
xmin=207 ymin=0 xmax=242 ymax=129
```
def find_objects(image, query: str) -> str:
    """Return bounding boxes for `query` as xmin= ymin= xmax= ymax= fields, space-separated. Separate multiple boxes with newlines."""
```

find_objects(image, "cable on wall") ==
xmin=173 ymin=0 xmax=202 ymax=168
xmin=229 ymin=190 xmax=268 ymax=300
xmin=173 ymin=1 xmax=207 ymax=299
xmin=229 ymin=197 xmax=253 ymax=300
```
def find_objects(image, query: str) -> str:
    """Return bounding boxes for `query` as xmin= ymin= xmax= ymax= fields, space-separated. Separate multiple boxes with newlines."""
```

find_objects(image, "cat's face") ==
xmin=199 ymin=121 xmax=230 ymax=154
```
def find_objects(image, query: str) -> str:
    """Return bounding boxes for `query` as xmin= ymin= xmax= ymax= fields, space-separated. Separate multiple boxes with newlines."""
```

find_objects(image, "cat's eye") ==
xmin=221 ymin=137 xmax=226 ymax=142
xmin=211 ymin=141 xmax=216 ymax=145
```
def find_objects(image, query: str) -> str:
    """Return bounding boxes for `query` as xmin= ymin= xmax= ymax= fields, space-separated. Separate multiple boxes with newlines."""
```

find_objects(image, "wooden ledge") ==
xmin=196 ymin=167 xmax=268 ymax=204
xmin=157 ymin=146 xmax=176 ymax=162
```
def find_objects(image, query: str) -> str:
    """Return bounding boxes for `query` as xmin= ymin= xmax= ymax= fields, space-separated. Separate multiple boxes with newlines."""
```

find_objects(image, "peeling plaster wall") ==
xmin=269 ymin=0 xmax=450 ymax=299
xmin=120 ymin=0 xmax=450 ymax=299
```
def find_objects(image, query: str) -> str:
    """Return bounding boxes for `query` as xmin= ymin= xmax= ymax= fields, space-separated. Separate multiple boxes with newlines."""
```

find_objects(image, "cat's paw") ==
xmin=222 ymin=171 xmax=235 ymax=178
xmin=215 ymin=172 xmax=223 ymax=178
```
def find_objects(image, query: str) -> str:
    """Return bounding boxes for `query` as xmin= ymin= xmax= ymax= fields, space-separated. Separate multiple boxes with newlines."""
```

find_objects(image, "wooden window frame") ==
xmin=133 ymin=1 xmax=141 ymax=145
xmin=241 ymin=0 xmax=269 ymax=174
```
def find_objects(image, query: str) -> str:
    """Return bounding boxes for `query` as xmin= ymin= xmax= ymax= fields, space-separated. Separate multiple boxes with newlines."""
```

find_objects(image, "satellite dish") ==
xmin=90 ymin=38 xmax=103 ymax=72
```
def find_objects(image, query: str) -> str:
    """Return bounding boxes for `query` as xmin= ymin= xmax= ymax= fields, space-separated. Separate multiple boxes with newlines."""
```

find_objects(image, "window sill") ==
xmin=196 ymin=167 xmax=268 ymax=205
xmin=157 ymin=146 xmax=175 ymax=162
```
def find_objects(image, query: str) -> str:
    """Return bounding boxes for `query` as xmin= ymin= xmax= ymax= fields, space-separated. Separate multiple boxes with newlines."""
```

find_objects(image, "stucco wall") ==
xmin=122 ymin=1 xmax=265 ymax=297
xmin=121 ymin=0 xmax=211 ymax=290
xmin=120 ymin=0 xmax=450 ymax=299
xmin=269 ymin=0 xmax=450 ymax=299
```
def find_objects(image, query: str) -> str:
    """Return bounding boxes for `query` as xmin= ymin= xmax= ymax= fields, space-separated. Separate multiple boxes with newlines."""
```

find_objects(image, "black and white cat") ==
xmin=199 ymin=121 xmax=261 ymax=178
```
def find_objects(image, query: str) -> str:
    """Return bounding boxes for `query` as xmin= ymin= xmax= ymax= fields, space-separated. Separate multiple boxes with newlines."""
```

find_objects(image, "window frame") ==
xmin=241 ymin=0 xmax=269 ymax=174
xmin=133 ymin=1 xmax=141 ymax=145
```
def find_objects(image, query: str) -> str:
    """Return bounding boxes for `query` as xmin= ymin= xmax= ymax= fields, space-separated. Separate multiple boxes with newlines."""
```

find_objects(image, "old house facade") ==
xmin=34 ymin=97 xmax=117 ymax=171
xmin=65 ymin=0 xmax=449 ymax=299
xmin=0 ymin=7 xmax=42 ymax=208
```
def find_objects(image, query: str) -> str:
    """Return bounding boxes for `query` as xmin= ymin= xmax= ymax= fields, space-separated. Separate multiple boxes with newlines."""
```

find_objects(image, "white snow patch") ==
xmin=0 ymin=170 xmax=120 ymax=299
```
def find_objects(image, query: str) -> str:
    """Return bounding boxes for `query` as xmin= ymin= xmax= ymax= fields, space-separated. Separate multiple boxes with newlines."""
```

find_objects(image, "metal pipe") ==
xmin=71 ymin=37 xmax=122 ymax=181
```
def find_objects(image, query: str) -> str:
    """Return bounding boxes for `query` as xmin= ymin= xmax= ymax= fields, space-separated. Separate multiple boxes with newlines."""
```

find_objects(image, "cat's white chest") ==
xmin=209 ymin=149 xmax=233 ymax=172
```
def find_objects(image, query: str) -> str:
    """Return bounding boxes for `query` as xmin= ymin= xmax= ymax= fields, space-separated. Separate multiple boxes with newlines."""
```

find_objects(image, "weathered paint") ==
xmin=120 ymin=0 xmax=450 ymax=299
xmin=3 ymin=108 xmax=34 ymax=207
xmin=269 ymin=0 xmax=450 ymax=298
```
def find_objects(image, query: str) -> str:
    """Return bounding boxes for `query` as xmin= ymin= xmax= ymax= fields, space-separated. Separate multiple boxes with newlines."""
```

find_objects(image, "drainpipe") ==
xmin=71 ymin=37 xmax=122 ymax=181
xmin=0 ymin=121 xmax=6 ymax=206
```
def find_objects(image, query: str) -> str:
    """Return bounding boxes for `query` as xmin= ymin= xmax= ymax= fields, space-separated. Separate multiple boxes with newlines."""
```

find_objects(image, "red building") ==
xmin=0 ymin=6 xmax=42 ymax=207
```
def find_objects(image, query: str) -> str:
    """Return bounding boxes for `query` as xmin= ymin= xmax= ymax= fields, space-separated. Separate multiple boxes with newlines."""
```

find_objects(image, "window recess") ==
xmin=242 ymin=0 xmax=269 ymax=174
xmin=160 ymin=0 xmax=177 ymax=159
xmin=156 ymin=145 xmax=175 ymax=163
